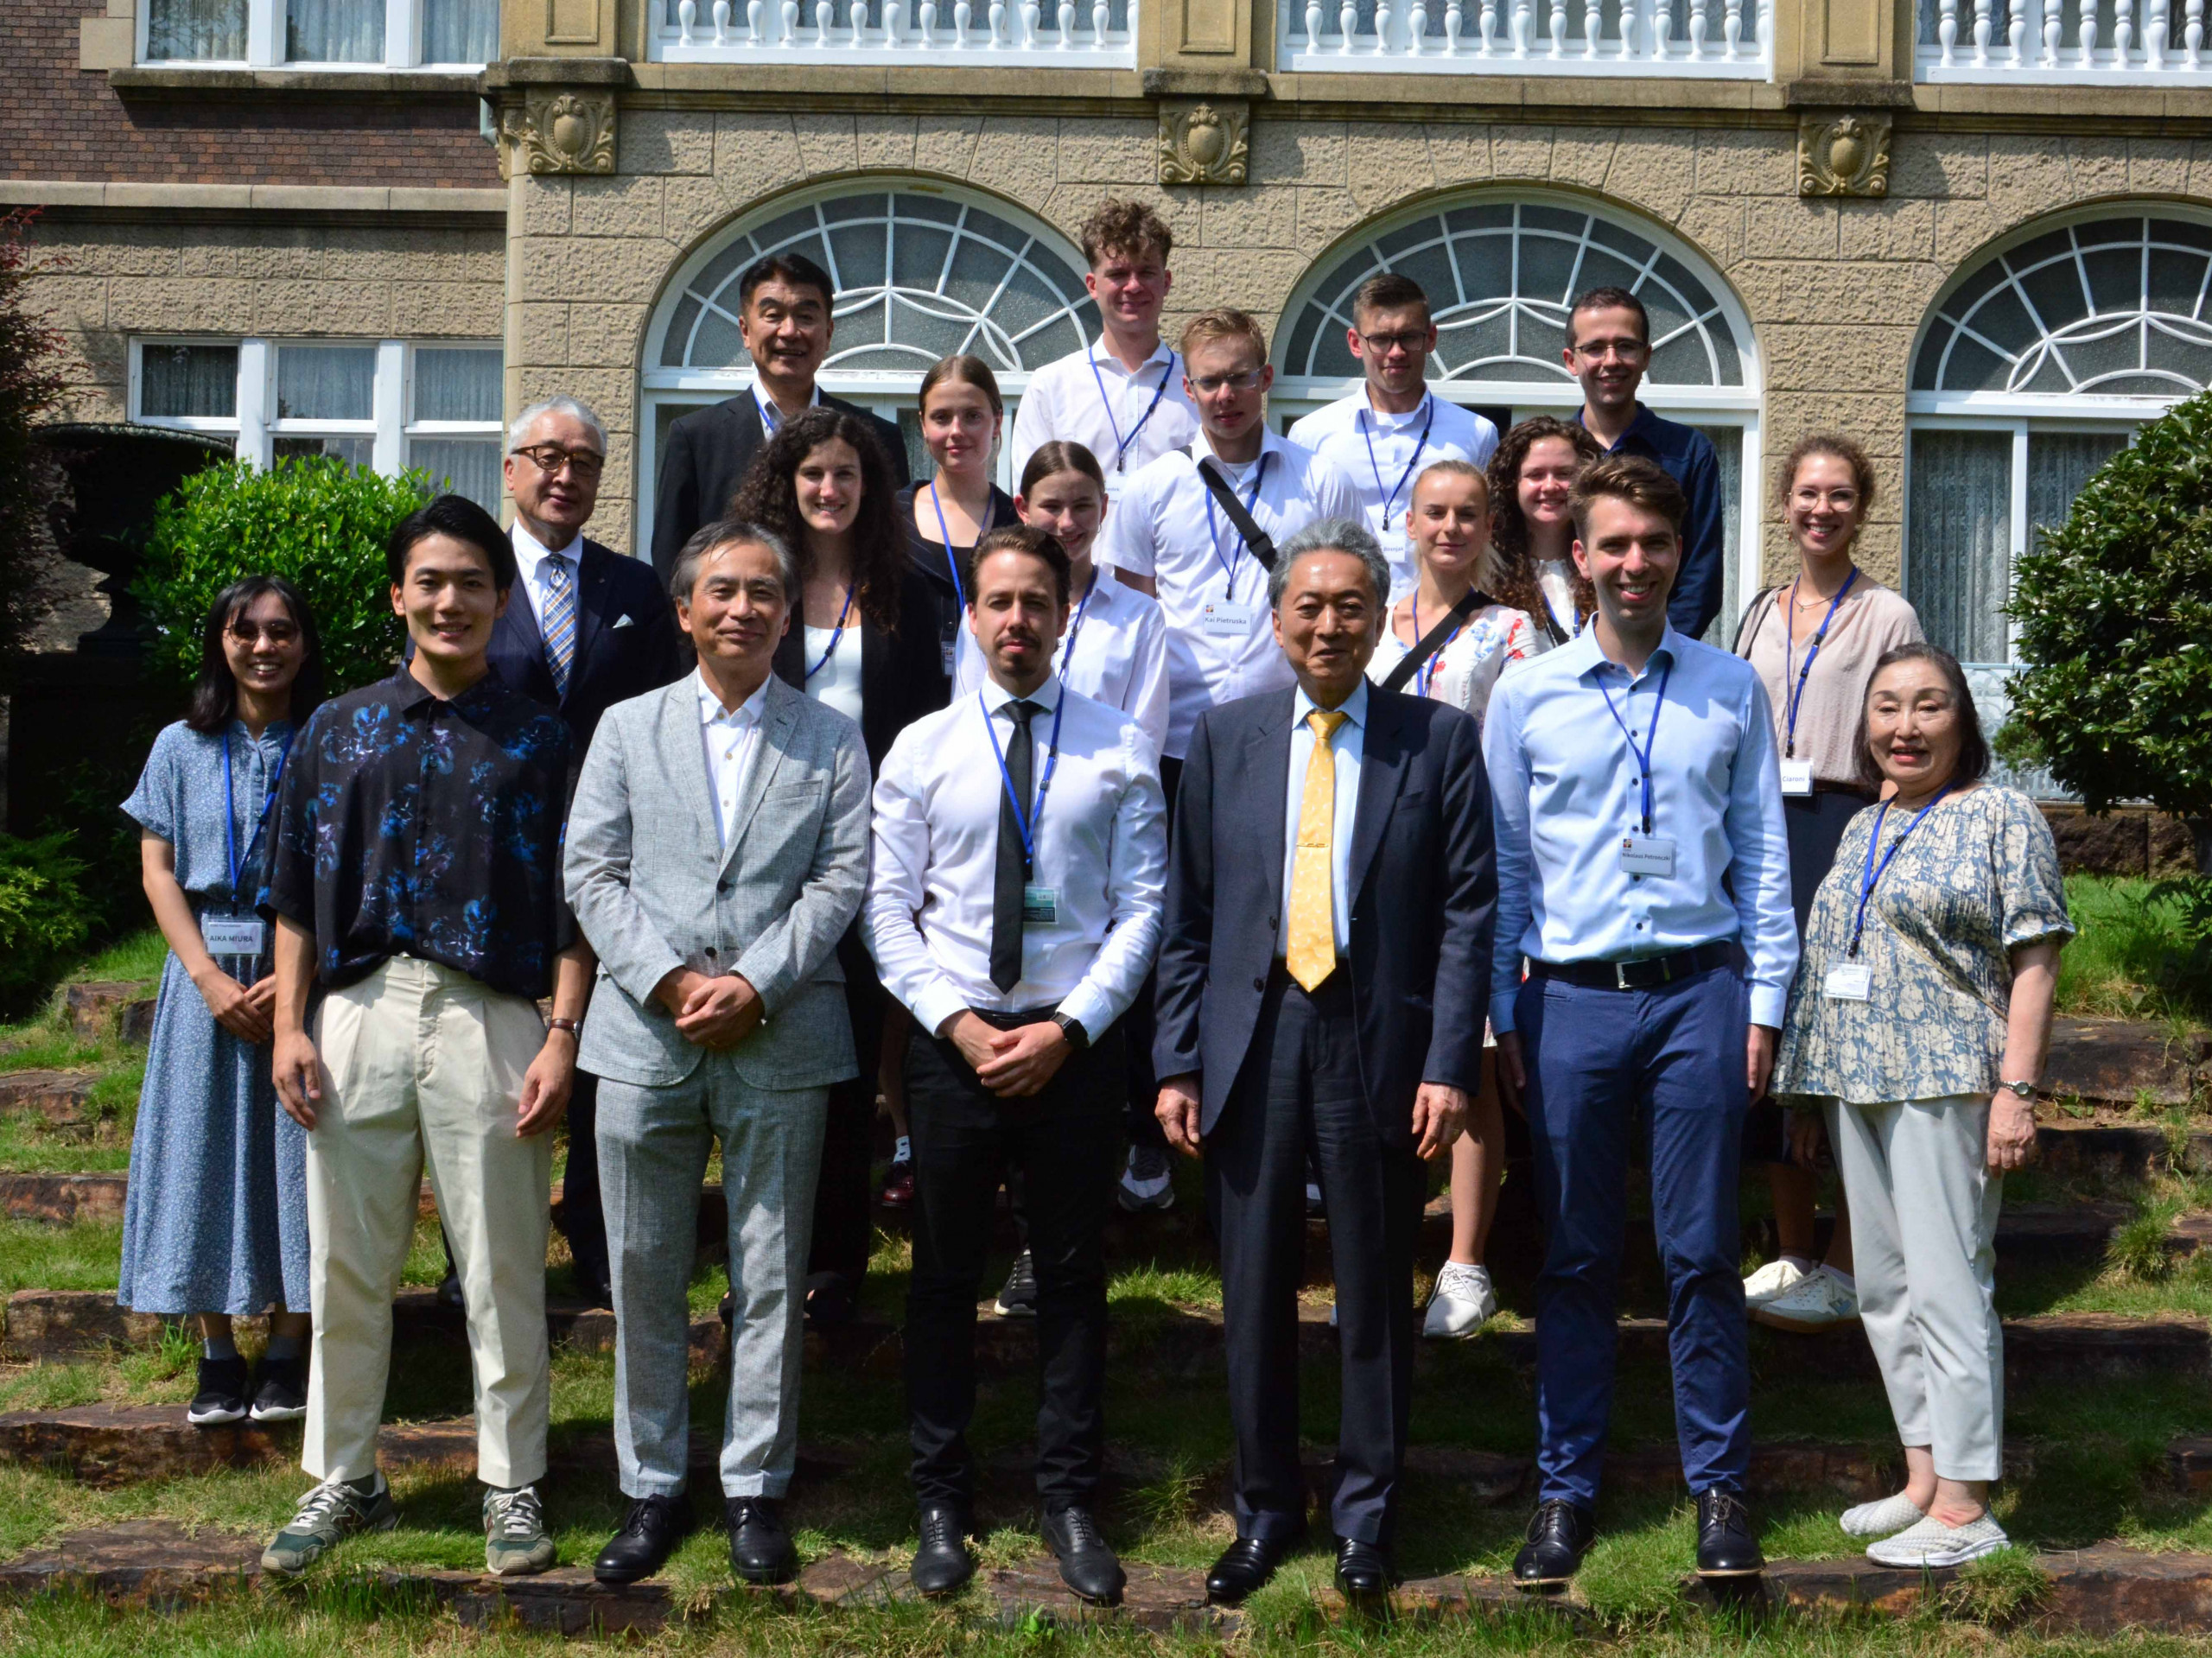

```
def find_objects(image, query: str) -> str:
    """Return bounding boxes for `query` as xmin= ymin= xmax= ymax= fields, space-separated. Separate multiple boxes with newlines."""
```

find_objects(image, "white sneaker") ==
xmin=1840 ymin=1493 xmax=1928 ymax=1538
xmin=1866 ymin=1512 xmax=2009 ymax=1567
xmin=1423 ymin=1262 xmax=1497 ymax=1338
xmin=1748 ymin=1264 xmax=1859 ymax=1331
xmin=1742 ymin=1258 xmax=1810 ymax=1305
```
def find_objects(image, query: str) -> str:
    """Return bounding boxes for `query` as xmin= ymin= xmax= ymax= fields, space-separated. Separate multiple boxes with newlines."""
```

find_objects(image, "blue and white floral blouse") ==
xmin=1773 ymin=785 xmax=2073 ymax=1107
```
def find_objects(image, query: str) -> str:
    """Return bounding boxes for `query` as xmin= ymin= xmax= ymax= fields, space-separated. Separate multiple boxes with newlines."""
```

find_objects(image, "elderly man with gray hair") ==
xmin=1153 ymin=517 xmax=1496 ymax=1605
xmin=564 ymin=518 xmax=873 ymax=1590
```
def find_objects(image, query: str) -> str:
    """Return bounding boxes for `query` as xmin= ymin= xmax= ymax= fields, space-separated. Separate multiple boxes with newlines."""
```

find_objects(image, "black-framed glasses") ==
xmin=228 ymin=621 xmax=300 ymax=645
xmin=511 ymin=443 xmax=606 ymax=480
xmin=1570 ymin=337 xmax=1649 ymax=363
xmin=1357 ymin=329 xmax=1429 ymax=354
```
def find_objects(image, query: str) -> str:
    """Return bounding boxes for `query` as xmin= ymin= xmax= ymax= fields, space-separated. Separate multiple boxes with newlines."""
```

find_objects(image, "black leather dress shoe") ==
xmin=1334 ymin=1538 xmax=1393 ymax=1599
xmin=726 ymin=1496 xmax=797 ymax=1585
xmin=1512 ymin=1498 xmax=1595 ymax=1590
xmin=911 ymin=1504 xmax=976 ymax=1597
xmin=594 ymin=1493 xmax=693 ymax=1584
xmin=1695 ymin=1489 xmax=1764 ymax=1577
xmin=1041 ymin=1507 xmax=1125 ymax=1604
xmin=1205 ymin=1533 xmax=1300 ymax=1605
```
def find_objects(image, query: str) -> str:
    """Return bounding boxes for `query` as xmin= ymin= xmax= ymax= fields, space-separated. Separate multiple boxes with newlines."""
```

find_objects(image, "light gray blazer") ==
xmin=565 ymin=672 xmax=872 ymax=1090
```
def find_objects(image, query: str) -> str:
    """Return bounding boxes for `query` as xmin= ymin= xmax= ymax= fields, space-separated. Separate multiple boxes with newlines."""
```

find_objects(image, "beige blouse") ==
xmin=1735 ymin=576 xmax=1923 ymax=785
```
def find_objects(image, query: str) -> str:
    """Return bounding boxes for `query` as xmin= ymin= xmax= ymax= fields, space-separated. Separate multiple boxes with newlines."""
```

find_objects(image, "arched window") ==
xmin=641 ymin=183 xmax=1096 ymax=540
xmin=1277 ymin=194 xmax=1760 ymax=641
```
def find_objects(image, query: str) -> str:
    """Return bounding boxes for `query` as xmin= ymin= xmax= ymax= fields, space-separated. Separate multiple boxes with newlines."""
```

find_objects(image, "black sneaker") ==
xmin=249 ymin=1355 xmax=308 ymax=1423
xmin=187 ymin=1355 xmax=251 ymax=1426
xmin=993 ymin=1250 xmax=1038 ymax=1318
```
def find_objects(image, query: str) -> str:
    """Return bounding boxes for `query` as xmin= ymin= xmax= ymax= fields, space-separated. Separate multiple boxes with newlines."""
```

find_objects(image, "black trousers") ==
xmin=905 ymin=1011 xmax=1126 ymax=1513
xmin=555 ymin=1071 xmax=607 ymax=1291
xmin=1208 ymin=966 xmax=1424 ymax=1546
xmin=808 ymin=924 xmax=887 ymax=1287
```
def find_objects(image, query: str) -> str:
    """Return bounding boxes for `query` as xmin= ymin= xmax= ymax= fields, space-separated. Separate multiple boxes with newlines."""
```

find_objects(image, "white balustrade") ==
xmin=1278 ymin=0 xmax=1764 ymax=68
xmin=652 ymin=0 xmax=1132 ymax=60
xmin=1919 ymin=0 xmax=2212 ymax=75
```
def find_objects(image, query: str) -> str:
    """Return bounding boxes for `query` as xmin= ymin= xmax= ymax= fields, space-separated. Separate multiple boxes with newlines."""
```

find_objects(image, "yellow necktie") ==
xmin=1286 ymin=708 xmax=1348 ymax=993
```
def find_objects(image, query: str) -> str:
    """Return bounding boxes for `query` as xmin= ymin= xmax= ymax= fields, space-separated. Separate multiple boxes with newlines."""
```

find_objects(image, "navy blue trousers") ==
xmin=1519 ymin=962 xmax=1751 ymax=1508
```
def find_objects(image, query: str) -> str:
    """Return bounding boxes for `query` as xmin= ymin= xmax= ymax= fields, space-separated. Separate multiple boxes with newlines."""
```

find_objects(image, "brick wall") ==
xmin=2 ymin=0 xmax=500 ymax=187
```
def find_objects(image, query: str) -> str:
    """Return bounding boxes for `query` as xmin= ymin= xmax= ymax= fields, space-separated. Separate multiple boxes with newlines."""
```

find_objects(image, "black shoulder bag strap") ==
xmin=1731 ymin=586 xmax=1777 ymax=659
xmin=1379 ymin=588 xmax=1487 ymax=694
xmin=1194 ymin=456 xmax=1277 ymax=571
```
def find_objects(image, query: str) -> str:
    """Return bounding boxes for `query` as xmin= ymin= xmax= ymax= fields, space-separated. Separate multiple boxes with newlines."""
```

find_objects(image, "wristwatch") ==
xmin=1999 ymin=1078 xmax=2042 ymax=1103
xmin=1051 ymin=1013 xmax=1090 ymax=1051
xmin=546 ymin=1016 xmax=582 ymax=1036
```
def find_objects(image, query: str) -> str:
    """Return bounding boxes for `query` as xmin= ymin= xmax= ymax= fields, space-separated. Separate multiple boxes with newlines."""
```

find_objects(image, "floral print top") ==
xmin=260 ymin=669 xmax=577 ymax=1001
xmin=1774 ymin=784 xmax=2073 ymax=1107
xmin=1367 ymin=602 xmax=1538 ymax=733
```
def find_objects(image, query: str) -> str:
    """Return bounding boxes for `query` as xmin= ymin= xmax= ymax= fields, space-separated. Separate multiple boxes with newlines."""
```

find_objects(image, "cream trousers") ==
xmin=302 ymin=955 xmax=552 ymax=1488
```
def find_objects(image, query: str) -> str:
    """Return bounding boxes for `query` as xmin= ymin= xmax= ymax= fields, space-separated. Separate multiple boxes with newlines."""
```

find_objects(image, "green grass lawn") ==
xmin=2057 ymin=876 xmax=2212 ymax=1032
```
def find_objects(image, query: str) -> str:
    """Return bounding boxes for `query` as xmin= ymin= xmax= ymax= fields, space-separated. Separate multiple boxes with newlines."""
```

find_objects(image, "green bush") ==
xmin=132 ymin=455 xmax=429 ymax=697
xmin=0 ymin=831 xmax=89 ymax=1015
xmin=2009 ymin=391 xmax=2212 ymax=873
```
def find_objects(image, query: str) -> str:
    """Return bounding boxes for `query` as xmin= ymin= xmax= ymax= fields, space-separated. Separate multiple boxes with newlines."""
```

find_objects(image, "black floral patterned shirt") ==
xmin=260 ymin=668 xmax=578 ymax=1001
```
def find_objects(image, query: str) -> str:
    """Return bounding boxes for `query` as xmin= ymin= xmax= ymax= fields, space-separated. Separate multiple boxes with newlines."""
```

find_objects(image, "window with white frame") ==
xmin=1275 ymin=194 xmax=1763 ymax=645
xmin=141 ymin=0 xmax=498 ymax=67
xmin=133 ymin=338 xmax=506 ymax=512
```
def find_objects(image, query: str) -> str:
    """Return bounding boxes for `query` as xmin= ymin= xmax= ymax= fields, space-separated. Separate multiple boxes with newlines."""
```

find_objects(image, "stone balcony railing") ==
xmin=1917 ymin=0 xmax=2212 ymax=80
xmin=647 ymin=0 xmax=1137 ymax=62
xmin=1275 ymin=0 xmax=1773 ymax=74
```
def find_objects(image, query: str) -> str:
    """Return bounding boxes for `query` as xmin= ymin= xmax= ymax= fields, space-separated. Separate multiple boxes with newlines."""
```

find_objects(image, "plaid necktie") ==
xmin=542 ymin=554 xmax=576 ymax=697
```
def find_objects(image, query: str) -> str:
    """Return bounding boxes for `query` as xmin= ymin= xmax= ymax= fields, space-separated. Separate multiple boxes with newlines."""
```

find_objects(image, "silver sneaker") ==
xmin=1748 ymin=1264 xmax=1859 ymax=1332
xmin=1866 ymin=1512 xmax=2008 ymax=1568
xmin=1116 ymin=1145 xmax=1175 ymax=1212
xmin=1423 ymin=1262 xmax=1497 ymax=1338
xmin=485 ymin=1483 xmax=558 ymax=1576
xmin=261 ymin=1473 xmax=397 ymax=1577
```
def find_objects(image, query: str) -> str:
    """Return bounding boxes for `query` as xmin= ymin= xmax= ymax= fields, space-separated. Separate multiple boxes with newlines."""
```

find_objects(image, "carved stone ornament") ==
xmin=500 ymin=89 xmax=617 ymax=180
xmin=1158 ymin=101 xmax=1249 ymax=187
xmin=1797 ymin=112 xmax=1891 ymax=199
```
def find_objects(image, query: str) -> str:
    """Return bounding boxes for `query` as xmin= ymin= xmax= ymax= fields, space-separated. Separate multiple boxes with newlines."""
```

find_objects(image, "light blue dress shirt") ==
xmin=1481 ymin=625 xmax=1796 ymax=1032
xmin=1280 ymin=679 xmax=1366 ymax=959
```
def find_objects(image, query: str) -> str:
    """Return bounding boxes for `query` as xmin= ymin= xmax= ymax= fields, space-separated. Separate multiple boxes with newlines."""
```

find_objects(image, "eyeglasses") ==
xmin=228 ymin=621 xmax=300 ymax=645
xmin=1791 ymin=486 xmax=1861 ymax=511
xmin=1570 ymin=337 xmax=1649 ymax=363
xmin=1357 ymin=330 xmax=1430 ymax=355
xmin=510 ymin=443 xmax=606 ymax=480
xmin=1188 ymin=369 xmax=1267 ymax=395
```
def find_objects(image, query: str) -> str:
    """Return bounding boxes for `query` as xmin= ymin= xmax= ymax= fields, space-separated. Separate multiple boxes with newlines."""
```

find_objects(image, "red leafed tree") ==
xmin=0 ymin=211 xmax=71 ymax=683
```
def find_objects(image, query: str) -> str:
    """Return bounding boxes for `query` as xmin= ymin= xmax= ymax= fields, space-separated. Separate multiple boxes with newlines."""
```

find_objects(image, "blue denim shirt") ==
xmin=1579 ymin=403 xmax=1726 ymax=641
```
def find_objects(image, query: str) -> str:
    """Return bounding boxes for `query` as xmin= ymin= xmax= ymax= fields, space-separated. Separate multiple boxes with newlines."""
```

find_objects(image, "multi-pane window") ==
xmin=141 ymin=0 xmax=497 ymax=66
xmin=131 ymin=338 xmax=506 ymax=513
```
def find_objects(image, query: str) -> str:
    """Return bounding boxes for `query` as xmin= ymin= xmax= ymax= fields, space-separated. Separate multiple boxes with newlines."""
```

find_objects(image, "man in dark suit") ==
xmin=500 ymin=394 xmax=687 ymax=1305
xmin=1154 ymin=518 xmax=1494 ymax=1606
xmin=649 ymin=251 xmax=910 ymax=584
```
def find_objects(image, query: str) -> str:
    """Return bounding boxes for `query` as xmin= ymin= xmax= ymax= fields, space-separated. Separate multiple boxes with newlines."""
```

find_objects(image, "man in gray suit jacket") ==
xmin=564 ymin=518 xmax=872 ymax=1590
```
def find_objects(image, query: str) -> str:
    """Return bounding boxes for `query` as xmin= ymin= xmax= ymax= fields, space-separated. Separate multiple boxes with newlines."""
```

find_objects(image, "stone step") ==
xmin=2039 ymin=1120 xmax=2212 ymax=1178
xmin=2045 ymin=1017 xmax=2210 ymax=1110
xmin=0 ymin=1070 xmax=101 ymax=1133
xmin=61 ymin=983 xmax=155 ymax=1047
xmin=0 ymin=1173 xmax=441 ymax=1228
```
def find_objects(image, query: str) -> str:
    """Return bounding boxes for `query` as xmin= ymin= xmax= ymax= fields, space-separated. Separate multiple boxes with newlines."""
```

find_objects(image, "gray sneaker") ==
xmin=485 ymin=1483 xmax=558 ymax=1576
xmin=261 ymin=1473 xmax=397 ymax=1577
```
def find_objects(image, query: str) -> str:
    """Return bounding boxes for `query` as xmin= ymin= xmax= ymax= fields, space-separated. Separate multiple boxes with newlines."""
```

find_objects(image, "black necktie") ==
xmin=990 ymin=699 xmax=1039 ymax=994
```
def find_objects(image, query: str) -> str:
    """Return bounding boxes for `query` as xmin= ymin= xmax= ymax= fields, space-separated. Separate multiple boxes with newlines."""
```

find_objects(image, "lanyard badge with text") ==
xmin=978 ymin=689 xmax=1068 ymax=924
xmin=1198 ymin=451 xmax=1273 ymax=638
xmin=208 ymin=731 xmax=292 ymax=964
xmin=1597 ymin=659 xmax=1675 ymax=879
xmin=1825 ymin=784 xmax=1953 ymax=1001
xmin=1778 ymin=568 xmax=1859 ymax=796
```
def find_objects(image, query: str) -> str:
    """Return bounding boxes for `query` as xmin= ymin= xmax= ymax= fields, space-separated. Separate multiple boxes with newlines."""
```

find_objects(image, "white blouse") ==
xmin=804 ymin=624 xmax=864 ymax=726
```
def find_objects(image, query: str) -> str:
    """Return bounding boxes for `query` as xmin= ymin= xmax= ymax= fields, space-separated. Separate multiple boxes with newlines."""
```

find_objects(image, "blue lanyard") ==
xmin=928 ymin=481 xmax=995 ymax=611
xmin=1595 ymin=658 xmax=1673 ymax=836
xmin=804 ymin=585 xmax=856 ymax=681
xmin=1359 ymin=396 xmax=1435 ymax=532
xmin=1061 ymin=578 xmax=1098 ymax=676
xmin=978 ymin=688 xmax=1067 ymax=869
xmin=1202 ymin=451 xmax=1274 ymax=599
xmin=1850 ymin=785 xmax=1953 ymax=956
xmin=1782 ymin=568 xmax=1859 ymax=757
xmin=1089 ymin=350 xmax=1176 ymax=476
xmin=1410 ymin=596 xmax=1466 ymax=700
xmin=221 ymin=728 xmax=291 ymax=905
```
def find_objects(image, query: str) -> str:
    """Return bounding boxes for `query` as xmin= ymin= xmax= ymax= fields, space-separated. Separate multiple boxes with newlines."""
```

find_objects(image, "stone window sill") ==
xmin=107 ymin=65 xmax=485 ymax=98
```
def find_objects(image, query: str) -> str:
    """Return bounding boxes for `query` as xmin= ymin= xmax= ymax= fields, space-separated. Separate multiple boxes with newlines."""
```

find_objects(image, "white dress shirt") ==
xmin=1481 ymin=625 xmax=1797 ymax=1033
xmin=511 ymin=521 xmax=584 ymax=632
xmin=803 ymin=623 xmax=864 ymax=726
xmin=753 ymin=380 xmax=821 ymax=437
xmin=1280 ymin=680 xmax=1367 ymax=958
xmin=697 ymin=669 xmax=773 ymax=848
xmin=952 ymin=566 xmax=1171 ymax=758
xmin=1008 ymin=335 xmax=1200 ymax=498
xmin=867 ymin=672 xmax=1167 ymax=1039
xmin=1287 ymin=392 xmax=1500 ymax=592
xmin=1098 ymin=427 xmax=1364 ymax=760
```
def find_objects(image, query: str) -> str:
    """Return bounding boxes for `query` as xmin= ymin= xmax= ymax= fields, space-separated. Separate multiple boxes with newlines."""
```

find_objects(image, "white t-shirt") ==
xmin=802 ymin=623 xmax=864 ymax=726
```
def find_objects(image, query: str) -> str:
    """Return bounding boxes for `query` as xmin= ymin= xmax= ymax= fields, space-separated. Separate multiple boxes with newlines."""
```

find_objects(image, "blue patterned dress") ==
xmin=117 ymin=720 xmax=309 ymax=1315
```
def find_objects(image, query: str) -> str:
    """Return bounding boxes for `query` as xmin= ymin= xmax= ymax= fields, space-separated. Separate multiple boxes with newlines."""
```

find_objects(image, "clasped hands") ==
xmin=654 ymin=966 xmax=765 ymax=1050
xmin=1153 ymin=1074 xmax=1470 ymax=1160
xmin=940 ymin=1010 xmax=1070 ymax=1098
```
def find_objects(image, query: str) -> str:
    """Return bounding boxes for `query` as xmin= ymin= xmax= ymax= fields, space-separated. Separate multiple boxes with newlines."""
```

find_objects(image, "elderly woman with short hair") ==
xmin=1772 ymin=642 xmax=2071 ymax=1568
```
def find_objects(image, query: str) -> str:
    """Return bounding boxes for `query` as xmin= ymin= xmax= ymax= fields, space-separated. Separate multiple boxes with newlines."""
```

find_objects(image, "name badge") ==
xmin=940 ymin=638 xmax=957 ymax=677
xmin=1824 ymin=962 xmax=1872 ymax=1001
xmin=201 ymin=915 xmax=266 ymax=957
xmin=1021 ymin=885 xmax=1059 ymax=925
xmin=1199 ymin=600 xmax=1255 ymax=638
xmin=1779 ymin=759 xmax=1815 ymax=797
xmin=1619 ymin=835 xmax=1676 ymax=879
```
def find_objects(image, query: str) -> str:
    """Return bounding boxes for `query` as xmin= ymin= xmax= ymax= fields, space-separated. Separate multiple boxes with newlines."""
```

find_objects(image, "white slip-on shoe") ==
xmin=1423 ymin=1262 xmax=1498 ymax=1338
xmin=1840 ymin=1493 xmax=1929 ymax=1538
xmin=1866 ymin=1512 xmax=2009 ymax=1568
xmin=1742 ymin=1258 xmax=1810 ymax=1306
xmin=1749 ymin=1265 xmax=1859 ymax=1332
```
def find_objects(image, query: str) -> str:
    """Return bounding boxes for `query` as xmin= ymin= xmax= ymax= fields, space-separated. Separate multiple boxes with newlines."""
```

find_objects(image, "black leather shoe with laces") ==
xmin=1205 ymin=1532 xmax=1301 ymax=1605
xmin=594 ymin=1493 xmax=693 ymax=1584
xmin=1695 ymin=1489 xmax=1764 ymax=1577
xmin=911 ymin=1504 xmax=975 ymax=1596
xmin=1334 ymin=1537 xmax=1393 ymax=1599
xmin=727 ymin=1496 xmax=797 ymax=1584
xmin=1512 ymin=1498 xmax=1595 ymax=1590
xmin=1041 ymin=1506 xmax=1125 ymax=1604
